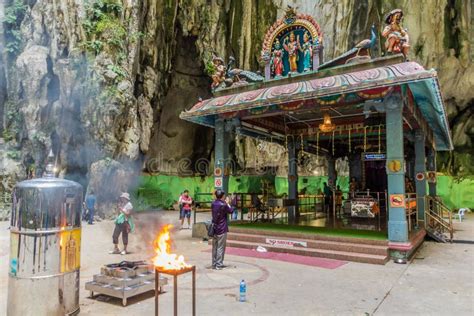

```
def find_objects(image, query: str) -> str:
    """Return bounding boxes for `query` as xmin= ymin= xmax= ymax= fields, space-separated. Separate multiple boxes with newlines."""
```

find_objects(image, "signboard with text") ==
xmin=363 ymin=153 xmax=386 ymax=160
xmin=266 ymin=238 xmax=307 ymax=248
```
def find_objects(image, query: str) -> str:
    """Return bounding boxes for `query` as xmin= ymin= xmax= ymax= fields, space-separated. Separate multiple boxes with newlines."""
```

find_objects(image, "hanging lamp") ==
xmin=319 ymin=113 xmax=336 ymax=133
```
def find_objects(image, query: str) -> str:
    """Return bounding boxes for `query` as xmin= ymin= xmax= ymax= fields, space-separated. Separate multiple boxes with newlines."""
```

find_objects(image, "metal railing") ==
xmin=405 ymin=193 xmax=418 ymax=232
xmin=425 ymin=196 xmax=453 ymax=241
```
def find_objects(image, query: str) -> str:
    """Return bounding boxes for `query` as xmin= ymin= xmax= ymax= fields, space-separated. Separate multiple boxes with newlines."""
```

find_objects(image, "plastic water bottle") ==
xmin=239 ymin=279 xmax=246 ymax=302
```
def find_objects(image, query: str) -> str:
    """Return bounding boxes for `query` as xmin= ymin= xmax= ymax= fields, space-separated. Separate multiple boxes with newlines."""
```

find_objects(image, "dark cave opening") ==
xmin=146 ymin=26 xmax=213 ymax=175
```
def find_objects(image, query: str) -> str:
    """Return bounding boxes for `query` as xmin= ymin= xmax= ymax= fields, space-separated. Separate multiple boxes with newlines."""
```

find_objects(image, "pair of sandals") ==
xmin=109 ymin=249 xmax=127 ymax=255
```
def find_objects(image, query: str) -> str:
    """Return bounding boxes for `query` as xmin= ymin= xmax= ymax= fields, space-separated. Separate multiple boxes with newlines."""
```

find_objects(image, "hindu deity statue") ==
xmin=298 ymin=31 xmax=312 ymax=72
xmin=382 ymin=9 xmax=410 ymax=58
xmin=271 ymin=39 xmax=284 ymax=77
xmin=210 ymin=56 xmax=226 ymax=90
xmin=283 ymin=32 xmax=299 ymax=73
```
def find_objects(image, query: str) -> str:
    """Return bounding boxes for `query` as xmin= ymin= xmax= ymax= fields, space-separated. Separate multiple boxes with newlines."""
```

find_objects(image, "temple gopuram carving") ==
xmin=260 ymin=6 xmax=323 ymax=78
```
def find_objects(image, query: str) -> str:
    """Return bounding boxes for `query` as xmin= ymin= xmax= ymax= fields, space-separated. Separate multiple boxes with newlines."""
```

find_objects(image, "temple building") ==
xmin=180 ymin=9 xmax=454 ymax=262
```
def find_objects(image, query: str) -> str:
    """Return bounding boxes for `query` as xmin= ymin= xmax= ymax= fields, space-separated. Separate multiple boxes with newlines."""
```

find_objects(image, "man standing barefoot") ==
xmin=211 ymin=190 xmax=233 ymax=270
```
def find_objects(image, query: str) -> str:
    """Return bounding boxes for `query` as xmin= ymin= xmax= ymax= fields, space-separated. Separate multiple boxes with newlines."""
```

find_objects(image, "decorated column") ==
xmin=414 ymin=129 xmax=427 ymax=221
xmin=287 ymin=136 xmax=298 ymax=224
xmin=385 ymin=94 xmax=408 ymax=243
xmin=427 ymin=146 xmax=437 ymax=197
xmin=214 ymin=118 xmax=231 ymax=194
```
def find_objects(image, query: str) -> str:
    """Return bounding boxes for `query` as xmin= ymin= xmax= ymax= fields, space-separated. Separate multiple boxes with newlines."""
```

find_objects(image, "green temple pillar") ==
xmin=214 ymin=118 xmax=231 ymax=194
xmin=427 ymin=146 xmax=437 ymax=197
xmin=414 ymin=130 xmax=426 ymax=222
xmin=386 ymin=94 xmax=408 ymax=243
xmin=288 ymin=136 xmax=298 ymax=224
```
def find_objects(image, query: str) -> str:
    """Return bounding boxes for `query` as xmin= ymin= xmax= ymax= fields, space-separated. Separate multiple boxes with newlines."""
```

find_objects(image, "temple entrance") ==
xmin=363 ymin=153 xmax=387 ymax=192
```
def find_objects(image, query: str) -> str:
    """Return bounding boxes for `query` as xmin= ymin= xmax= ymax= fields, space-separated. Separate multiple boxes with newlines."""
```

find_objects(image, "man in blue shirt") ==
xmin=211 ymin=190 xmax=233 ymax=270
xmin=85 ymin=189 xmax=97 ymax=225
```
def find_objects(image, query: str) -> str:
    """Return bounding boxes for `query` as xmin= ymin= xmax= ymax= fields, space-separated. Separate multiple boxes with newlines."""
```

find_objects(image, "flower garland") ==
xmin=348 ymin=127 xmax=351 ymax=153
xmin=378 ymin=125 xmax=382 ymax=153
xmin=299 ymin=134 xmax=305 ymax=159
xmin=316 ymin=132 xmax=320 ymax=160
xmin=364 ymin=126 xmax=368 ymax=152
xmin=332 ymin=130 xmax=335 ymax=155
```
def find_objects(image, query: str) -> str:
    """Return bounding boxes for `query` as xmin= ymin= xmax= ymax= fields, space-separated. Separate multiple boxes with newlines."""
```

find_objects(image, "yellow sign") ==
xmin=60 ymin=228 xmax=81 ymax=273
xmin=387 ymin=160 xmax=402 ymax=172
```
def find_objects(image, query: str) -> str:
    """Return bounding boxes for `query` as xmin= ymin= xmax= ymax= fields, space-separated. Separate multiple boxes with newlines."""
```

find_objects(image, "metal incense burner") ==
xmin=7 ymin=159 xmax=83 ymax=316
xmin=155 ymin=265 xmax=196 ymax=316
xmin=85 ymin=260 xmax=168 ymax=306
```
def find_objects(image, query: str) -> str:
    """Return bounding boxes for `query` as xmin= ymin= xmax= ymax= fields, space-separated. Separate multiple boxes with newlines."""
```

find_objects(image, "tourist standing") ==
xmin=211 ymin=190 xmax=233 ymax=270
xmin=323 ymin=182 xmax=332 ymax=213
xmin=335 ymin=185 xmax=343 ymax=217
xmin=178 ymin=190 xmax=193 ymax=229
xmin=85 ymin=189 xmax=96 ymax=225
xmin=230 ymin=193 xmax=239 ymax=220
xmin=110 ymin=192 xmax=134 ymax=255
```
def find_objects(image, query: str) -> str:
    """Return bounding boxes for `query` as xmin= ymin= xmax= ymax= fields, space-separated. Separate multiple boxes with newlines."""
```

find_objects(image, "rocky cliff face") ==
xmin=0 ymin=0 xmax=472 ymax=198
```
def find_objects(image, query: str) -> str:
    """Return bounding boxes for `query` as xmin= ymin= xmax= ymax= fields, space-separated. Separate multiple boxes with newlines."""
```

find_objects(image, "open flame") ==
xmin=152 ymin=224 xmax=191 ymax=270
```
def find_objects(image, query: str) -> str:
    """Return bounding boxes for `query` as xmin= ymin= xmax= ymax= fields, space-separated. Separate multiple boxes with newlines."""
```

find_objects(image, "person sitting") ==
xmin=349 ymin=177 xmax=359 ymax=197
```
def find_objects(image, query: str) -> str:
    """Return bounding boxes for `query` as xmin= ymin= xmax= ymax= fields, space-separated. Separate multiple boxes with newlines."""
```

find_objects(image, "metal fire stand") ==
xmin=155 ymin=265 xmax=196 ymax=316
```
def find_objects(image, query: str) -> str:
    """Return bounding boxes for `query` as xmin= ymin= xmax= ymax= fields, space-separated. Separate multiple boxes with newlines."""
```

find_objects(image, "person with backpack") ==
xmin=210 ymin=190 xmax=233 ymax=270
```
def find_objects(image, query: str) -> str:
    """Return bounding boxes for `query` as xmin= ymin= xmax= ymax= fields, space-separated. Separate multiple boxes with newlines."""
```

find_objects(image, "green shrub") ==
xmin=3 ymin=0 xmax=28 ymax=55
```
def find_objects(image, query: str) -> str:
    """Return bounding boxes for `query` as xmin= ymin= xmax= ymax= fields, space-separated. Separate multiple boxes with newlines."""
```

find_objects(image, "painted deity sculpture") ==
xmin=382 ymin=9 xmax=410 ymax=58
xmin=271 ymin=39 xmax=284 ymax=77
xmin=298 ymin=31 xmax=312 ymax=72
xmin=211 ymin=56 xmax=226 ymax=90
xmin=283 ymin=32 xmax=299 ymax=73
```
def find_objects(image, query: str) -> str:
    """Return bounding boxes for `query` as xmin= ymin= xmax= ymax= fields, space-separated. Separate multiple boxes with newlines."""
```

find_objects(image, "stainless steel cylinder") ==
xmin=7 ymin=174 xmax=83 ymax=316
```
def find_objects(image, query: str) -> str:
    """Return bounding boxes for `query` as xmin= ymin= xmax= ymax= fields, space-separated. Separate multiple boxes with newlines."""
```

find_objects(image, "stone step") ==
xmin=226 ymin=240 xmax=389 ymax=265
xmin=227 ymin=232 xmax=388 ymax=256
xmin=229 ymin=226 xmax=388 ymax=246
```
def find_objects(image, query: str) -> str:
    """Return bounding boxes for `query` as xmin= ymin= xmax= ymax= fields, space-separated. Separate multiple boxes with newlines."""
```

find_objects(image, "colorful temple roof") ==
xmin=180 ymin=57 xmax=453 ymax=151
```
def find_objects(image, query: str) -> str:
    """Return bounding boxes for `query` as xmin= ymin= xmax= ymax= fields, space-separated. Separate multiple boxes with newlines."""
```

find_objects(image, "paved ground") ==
xmin=1 ymin=212 xmax=473 ymax=315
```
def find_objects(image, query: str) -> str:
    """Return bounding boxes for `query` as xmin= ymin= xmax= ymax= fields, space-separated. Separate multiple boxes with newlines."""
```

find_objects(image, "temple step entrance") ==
xmin=425 ymin=196 xmax=454 ymax=242
xmin=226 ymin=226 xmax=389 ymax=265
